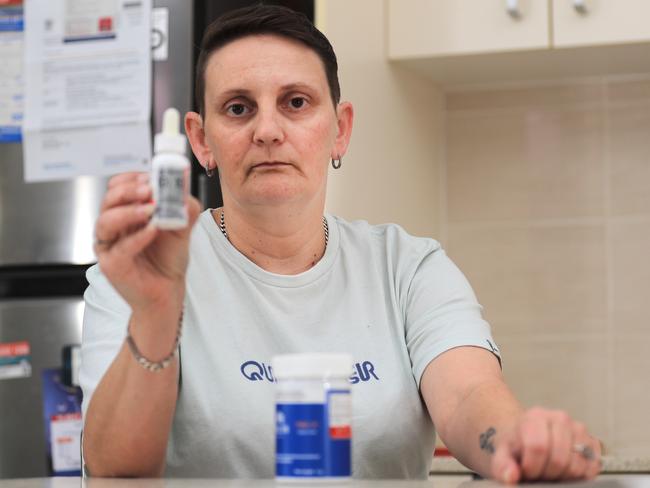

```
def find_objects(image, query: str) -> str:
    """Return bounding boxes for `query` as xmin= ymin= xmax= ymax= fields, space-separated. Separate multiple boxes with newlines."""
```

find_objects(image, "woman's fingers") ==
xmin=102 ymin=174 xmax=151 ymax=211
xmin=107 ymin=171 xmax=147 ymax=190
xmin=561 ymin=423 xmax=599 ymax=481
xmin=563 ymin=446 xmax=588 ymax=481
xmin=110 ymin=221 xmax=158 ymax=258
xmin=98 ymin=222 xmax=158 ymax=287
xmin=518 ymin=409 xmax=551 ymax=480
xmin=542 ymin=411 xmax=573 ymax=480
xmin=96 ymin=194 xmax=199 ymax=255
xmin=94 ymin=203 xmax=155 ymax=250
xmin=490 ymin=436 xmax=521 ymax=484
xmin=497 ymin=408 xmax=603 ymax=484
xmin=584 ymin=439 xmax=603 ymax=479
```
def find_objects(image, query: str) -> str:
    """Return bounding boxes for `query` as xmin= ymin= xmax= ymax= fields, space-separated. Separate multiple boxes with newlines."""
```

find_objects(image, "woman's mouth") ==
xmin=250 ymin=161 xmax=291 ymax=171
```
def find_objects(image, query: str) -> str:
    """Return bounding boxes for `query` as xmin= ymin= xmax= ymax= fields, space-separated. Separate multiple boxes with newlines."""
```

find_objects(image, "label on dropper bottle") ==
xmin=154 ymin=166 xmax=186 ymax=221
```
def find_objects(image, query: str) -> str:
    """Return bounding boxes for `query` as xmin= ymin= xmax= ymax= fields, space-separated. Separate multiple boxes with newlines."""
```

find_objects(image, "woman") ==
xmin=81 ymin=4 xmax=601 ymax=482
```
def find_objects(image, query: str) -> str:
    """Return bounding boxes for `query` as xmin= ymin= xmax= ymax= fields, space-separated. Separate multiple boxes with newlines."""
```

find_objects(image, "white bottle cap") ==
xmin=154 ymin=107 xmax=187 ymax=154
xmin=272 ymin=353 xmax=353 ymax=380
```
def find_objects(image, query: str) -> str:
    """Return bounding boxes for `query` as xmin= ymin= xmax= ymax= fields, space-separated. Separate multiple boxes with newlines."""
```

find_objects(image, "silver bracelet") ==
xmin=126 ymin=311 xmax=183 ymax=372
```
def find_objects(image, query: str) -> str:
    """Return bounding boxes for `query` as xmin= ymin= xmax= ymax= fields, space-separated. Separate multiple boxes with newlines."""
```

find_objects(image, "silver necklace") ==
xmin=219 ymin=210 xmax=329 ymax=248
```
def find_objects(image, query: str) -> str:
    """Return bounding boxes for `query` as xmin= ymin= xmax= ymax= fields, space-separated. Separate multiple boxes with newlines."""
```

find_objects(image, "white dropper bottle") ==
xmin=151 ymin=107 xmax=189 ymax=229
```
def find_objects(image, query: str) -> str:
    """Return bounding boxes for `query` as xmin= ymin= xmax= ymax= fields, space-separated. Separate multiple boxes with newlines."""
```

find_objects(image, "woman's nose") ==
xmin=252 ymin=107 xmax=285 ymax=146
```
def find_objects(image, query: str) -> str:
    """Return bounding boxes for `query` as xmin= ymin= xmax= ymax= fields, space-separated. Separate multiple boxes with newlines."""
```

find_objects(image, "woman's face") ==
xmin=189 ymin=34 xmax=352 ymax=210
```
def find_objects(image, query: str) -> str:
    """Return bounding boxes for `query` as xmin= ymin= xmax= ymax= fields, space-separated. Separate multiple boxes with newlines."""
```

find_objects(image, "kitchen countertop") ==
xmin=430 ymin=456 xmax=650 ymax=474
xmin=1 ymin=476 xmax=649 ymax=488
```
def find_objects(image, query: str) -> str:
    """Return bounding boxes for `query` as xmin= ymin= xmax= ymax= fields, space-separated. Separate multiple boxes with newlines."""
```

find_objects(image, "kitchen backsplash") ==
xmin=442 ymin=77 xmax=650 ymax=456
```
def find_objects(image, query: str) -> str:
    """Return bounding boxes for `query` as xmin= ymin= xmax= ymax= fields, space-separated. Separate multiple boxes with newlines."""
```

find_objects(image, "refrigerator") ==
xmin=0 ymin=0 xmax=194 ymax=478
xmin=0 ymin=0 xmax=312 ymax=479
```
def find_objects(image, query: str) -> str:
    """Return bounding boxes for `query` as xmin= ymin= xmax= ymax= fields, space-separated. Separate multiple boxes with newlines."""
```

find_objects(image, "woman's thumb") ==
xmin=491 ymin=442 xmax=521 ymax=484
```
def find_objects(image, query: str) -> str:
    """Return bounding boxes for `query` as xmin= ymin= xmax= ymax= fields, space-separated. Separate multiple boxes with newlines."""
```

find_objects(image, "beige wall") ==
xmin=318 ymin=0 xmax=649 ymax=457
xmin=317 ymin=0 xmax=444 ymax=238
xmin=444 ymin=77 xmax=650 ymax=456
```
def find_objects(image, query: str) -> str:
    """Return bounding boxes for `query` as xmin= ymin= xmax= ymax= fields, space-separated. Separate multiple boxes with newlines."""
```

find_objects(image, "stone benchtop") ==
xmin=430 ymin=455 xmax=650 ymax=475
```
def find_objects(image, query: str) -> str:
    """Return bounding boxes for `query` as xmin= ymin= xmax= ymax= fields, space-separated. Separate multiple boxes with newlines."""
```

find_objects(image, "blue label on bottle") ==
xmin=276 ymin=400 xmax=351 ymax=478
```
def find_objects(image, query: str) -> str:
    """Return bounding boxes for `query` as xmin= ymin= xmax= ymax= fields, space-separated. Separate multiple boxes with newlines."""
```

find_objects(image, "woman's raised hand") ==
xmin=93 ymin=172 xmax=201 ymax=314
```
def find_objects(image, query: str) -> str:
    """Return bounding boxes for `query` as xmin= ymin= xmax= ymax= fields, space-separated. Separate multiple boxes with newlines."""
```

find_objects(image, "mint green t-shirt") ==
xmin=80 ymin=210 xmax=500 ymax=478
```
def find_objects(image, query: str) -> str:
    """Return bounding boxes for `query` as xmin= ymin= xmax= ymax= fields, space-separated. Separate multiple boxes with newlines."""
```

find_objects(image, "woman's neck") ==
xmin=213 ymin=204 xmax=328 ymax=275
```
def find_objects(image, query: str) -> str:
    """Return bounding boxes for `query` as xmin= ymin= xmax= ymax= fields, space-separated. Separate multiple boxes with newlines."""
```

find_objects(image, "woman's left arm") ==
xmin=420 ymin=346 xmax=602 ymax=484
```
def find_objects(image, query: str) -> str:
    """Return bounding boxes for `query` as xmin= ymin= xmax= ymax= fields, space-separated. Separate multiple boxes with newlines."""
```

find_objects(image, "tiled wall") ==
xmin=320 ymin=0 xmax=444 ymax=239
xmin=443 ymin=77 xmax=650 ymax=455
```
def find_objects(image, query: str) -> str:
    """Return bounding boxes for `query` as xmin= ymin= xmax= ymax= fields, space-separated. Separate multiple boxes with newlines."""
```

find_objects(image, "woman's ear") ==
xmin=332 ymin=101 xmax=354 ymax=159
xmin=185 ymin=111 xmax=213 ymax=171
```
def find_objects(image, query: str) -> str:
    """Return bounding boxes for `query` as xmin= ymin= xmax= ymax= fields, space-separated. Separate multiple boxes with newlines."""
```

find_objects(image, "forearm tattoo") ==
xmin=479 ymin=427 xmax=496 ymax=454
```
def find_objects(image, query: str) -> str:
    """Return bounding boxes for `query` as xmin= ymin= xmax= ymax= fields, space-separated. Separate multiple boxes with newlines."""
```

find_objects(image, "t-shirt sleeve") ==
xmin=79 ymin=264 xmax=131 ymax=420
xmin=403 ymin=245 xmax=501 ymax=388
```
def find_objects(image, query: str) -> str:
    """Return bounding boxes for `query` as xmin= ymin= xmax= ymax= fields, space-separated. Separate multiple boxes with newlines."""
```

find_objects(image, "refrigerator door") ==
xmin=0 ymin=0 xmax=195 ymax=480
xmin=0 ymin=142 xmax=106 ymax=266
xmin=0 ymin=0 xmax=194 ymax=268
xmin=152 ymin=0 xmax=193 ymax=137
xmin=0 ymin=298 xmax=84 ymax=479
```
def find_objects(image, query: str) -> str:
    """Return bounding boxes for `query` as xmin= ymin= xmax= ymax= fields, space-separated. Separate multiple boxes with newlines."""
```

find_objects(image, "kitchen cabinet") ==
xmin=387 ymin=0 xmax=549 ymax=58
xmin=388 ymin=0 xmax=650 ymax=85
xmin=553 ymin=0 xmax=650 ymax=48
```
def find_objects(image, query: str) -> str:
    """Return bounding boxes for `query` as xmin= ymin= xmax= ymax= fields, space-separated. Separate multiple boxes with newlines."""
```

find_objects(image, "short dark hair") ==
xmin=195 ymin=4 xmax=341 ymax=116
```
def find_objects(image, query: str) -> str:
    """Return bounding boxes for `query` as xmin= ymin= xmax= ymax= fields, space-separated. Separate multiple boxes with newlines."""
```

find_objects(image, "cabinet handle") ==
xmin=573 ymin=0 xmax=588 ymax=14
xmin=506 ymin=0 xmax=521 ymax=19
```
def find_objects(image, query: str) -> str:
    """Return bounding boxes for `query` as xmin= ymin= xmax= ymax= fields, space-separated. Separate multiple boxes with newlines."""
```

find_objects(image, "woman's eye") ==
xmin=289 ymin=97 xmax=306 ymax=109
xmin=226 ymin=103 xmax=249 ymax=116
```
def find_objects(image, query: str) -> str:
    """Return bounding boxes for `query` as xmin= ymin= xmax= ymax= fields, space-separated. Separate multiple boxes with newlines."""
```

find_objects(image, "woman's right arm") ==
xmin=81 ymin=172 xmax=201 ymax=477
xmin=82 ymin=310 xmax=182 ymax=477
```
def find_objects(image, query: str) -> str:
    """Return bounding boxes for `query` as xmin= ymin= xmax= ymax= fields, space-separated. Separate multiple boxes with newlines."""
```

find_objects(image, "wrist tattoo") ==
xmin=479 ymin=427 xmax=496 ymax=454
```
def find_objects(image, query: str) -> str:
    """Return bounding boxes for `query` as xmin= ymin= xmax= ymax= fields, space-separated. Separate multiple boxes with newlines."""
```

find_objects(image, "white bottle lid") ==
xmin=154 ymin=107 xmax=187 ymax=155
xmin=272 ymin=353 xmax=353 ymax=380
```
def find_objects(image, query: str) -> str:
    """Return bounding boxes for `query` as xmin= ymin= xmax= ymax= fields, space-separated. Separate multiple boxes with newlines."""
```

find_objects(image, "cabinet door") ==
xmin=388 ymin=0 xmax=550 ymax=59
xmin=553 ymin=0 xmax=650 ymax=47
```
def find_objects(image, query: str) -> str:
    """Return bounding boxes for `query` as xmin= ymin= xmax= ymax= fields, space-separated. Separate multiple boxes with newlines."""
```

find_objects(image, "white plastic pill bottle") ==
xmin=272 ymin=353 xmax=353 ymax=482
xmin=151 ymin=107 xmax=189 ymax=229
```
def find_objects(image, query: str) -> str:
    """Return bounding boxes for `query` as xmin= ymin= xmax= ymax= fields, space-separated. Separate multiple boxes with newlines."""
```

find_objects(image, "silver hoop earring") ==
xmin=331 ymin=155 xmax=342 ymax=169
xmin=205 ymin=164 xmax=215 ymax=178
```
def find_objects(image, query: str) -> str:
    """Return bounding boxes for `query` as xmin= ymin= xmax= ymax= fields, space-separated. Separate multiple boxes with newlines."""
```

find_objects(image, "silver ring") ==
xmin=572 ymin=443 xmax=596 ymax=460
